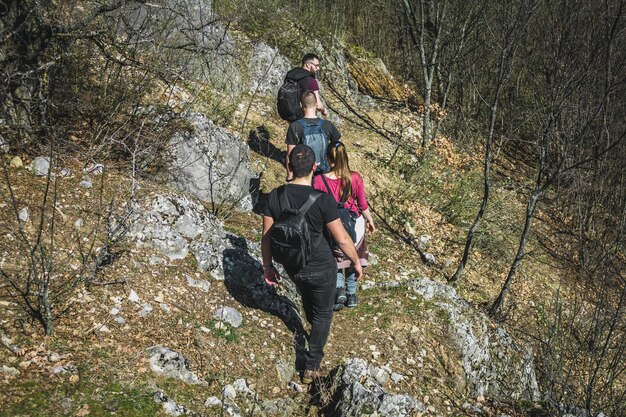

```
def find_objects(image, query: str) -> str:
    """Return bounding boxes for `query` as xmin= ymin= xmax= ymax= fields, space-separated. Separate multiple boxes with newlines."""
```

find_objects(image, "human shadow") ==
xmin=247 ymin=125 xmax=286 ymax=166
xmin=222 ymin=235 xmax=307 ymax=372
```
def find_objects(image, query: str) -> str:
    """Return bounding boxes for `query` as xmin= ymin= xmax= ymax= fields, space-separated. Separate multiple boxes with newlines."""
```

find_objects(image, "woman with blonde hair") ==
xmin=313 ymin=141 xmax=375 ymax=309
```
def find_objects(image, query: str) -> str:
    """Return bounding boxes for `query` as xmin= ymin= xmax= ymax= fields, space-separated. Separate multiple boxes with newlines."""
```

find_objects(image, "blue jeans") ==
xmin=337 ymin=267 xmax=357 ymax=295
xmin=289 ymin=265 xmax=337 ymax=370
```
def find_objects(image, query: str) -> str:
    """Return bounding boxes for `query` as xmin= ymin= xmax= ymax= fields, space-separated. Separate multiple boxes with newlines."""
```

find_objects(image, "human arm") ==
xmin=313 ymin=90 xmax=328 ymax=117
xmin=326 ymin=219 xmax=363 ymax=280
xmin=361 ymin=208 xmax=376 ymax=234
xmin=261 ymin=215 xmax=280 ymax=285
xmin=285 ymin=144 xmax=296 ymax=181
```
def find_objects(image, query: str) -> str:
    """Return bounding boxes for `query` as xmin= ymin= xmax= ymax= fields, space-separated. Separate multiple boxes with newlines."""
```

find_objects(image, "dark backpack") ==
xmin=270 ymin=187 xmax=323 ymax=269
xmin=296 ymin=118 xmax=330 ymax=173
xmin=277 ymin=68 xmax=311 ymax=122
xmin=320 ymin=175 xmax=357 ymax=244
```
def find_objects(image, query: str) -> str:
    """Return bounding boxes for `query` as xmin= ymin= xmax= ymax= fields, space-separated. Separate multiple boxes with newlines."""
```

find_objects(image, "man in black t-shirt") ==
xmin=285 ymin=91 xmax=341 ymax=181
xmin=262 ymin=144 xmax=362 ymax=383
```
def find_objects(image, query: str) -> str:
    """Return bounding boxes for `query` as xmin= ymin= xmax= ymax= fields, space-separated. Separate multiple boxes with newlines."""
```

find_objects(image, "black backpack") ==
xmin=270 ymin=187 xmax=323 ymax=269
xmin=277 ymin=68 xmax=312 ymax=122
xmin=320 ymin=176 xmax=357 ymax=244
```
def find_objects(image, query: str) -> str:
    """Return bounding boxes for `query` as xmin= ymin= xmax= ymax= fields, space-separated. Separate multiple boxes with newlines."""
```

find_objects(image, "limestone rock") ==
xmin=168 ymin=113 xmax=257 ymax=211
xmin=214 ymin=306 xmax=243 ymax=328
xmin=146 ymin=346 xmax=206 ymax=385
xmin=247 ymin=42 xmax=292 ymax=96
xmin=18 ymin=207 xmax=29 ymax=222
xmin=30 ymin=157 xmax=51 ymax=176
xmin=409 ymin=278 xmax=540 ymax=400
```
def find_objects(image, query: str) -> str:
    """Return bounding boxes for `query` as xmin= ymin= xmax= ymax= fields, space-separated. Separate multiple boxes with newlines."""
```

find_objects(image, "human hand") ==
xmin=263 ymin=265 xmax=280 ymax=286
xmin=366 ymin=221 xmax=376 ymax=234
xmin=353 ymin=263 xmax=363 ymax=281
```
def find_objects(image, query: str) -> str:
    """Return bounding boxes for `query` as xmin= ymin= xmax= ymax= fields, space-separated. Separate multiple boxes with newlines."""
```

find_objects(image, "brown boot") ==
xmin=301 ymin=368 xmax=328 ymax=384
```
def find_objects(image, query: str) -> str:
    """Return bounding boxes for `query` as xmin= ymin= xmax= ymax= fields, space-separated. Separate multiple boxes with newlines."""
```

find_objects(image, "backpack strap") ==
xmin=278 ymin=186 xmax=322 ymax=215
xmin=320 ymin=175 xmax=348 ymax=207
xmin=298 ymin=191 xmax=322 ymax=215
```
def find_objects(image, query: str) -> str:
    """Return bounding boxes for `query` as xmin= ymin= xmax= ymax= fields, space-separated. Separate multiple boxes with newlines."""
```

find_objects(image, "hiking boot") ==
xmin=346 ymin=294 xmax=358 ymax=308
xmin=333 ymin=302 xmax=344 ymax=311
xmin=336 ymin=287 xmax=347 ymax=305
xmin=301 ymin=368 xmax=328 ymax=384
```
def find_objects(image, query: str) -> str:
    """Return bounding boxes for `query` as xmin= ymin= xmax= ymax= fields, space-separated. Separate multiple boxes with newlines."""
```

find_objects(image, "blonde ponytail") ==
xmin=326 ymin=141 xmax=352 ymax=199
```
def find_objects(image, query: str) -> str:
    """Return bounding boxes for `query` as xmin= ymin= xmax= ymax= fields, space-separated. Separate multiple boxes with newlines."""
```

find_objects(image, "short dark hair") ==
xmin=302 ymin=53 xmax=320 ymax=66
xmin=289 ymin=144 xmax=316 ymax=178
xmin=301 ymin=90 xmax=316 ymax=109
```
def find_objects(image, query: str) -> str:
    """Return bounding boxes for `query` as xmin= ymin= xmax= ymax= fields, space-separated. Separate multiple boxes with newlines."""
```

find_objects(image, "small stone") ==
xmin=57 ymin=168 xmax=71 ymax=177
xmin=138 ymin=303 xmax=153 ymax=317
xmin=186 ymin=275 xmax=210 ymax=292
xmin=160 ymin=304 xmax=171 ymax=314
xmin=1 ymin=365 xmax=20 ymax=376
xmin=213 ymin=306 xmax=243 ymax=328
xmin=204 ymin=396 xmax=221 ymax=407
xmin=390 ymin=372 xmax=404 ymax=383
xmin=114 ymin=316 xmax=126 ymax=325
xmin=49 ymin=352 xmax=62 ymax=362
xmin=149 ymin=256 xmax=164 ymax=265
xmin=372 ymin=351 xmax=381 ymax=360
xmin=18 ymin=207 xmax=29 ymax=222
xmin=84 ymin=163 xmax=104 ymax=175
xmin=154 ymin=292 xmax=164 ymax=303
xmin=79 ymin=176 xmax=93 ymax=188
xmin=233 ymin=378 xmax=251 ymax=394
xmin=30 ymin=157 xmax=51 ymax=176
xmin=74 ymin=219 xmax=84 ymax=229
xmin=95 ymin=324 xmax=111 ymax=333
xmin=406 ymin=357 xmax=416 ymax=366
xmin=52 ymin=364 xmax=66 ymax=374
xmin=10 ymin=156 xmax=23 ymax=168
xmin=200 ymin=326 xmax=210 ymax=333
xmin=424 ymin=253 xmax=436 ymax=265
xmin=289 ymin=381 xmax=305 ymax=392
xmin=109 ymin=307 xmax=120 ymax=315
xmin=222 ymin=384 xmax=236 ymax=400
xmin=128 ymin=290 xmax=140 ymax=303
xmin=271 ymin=386 xmax=281 ymax=394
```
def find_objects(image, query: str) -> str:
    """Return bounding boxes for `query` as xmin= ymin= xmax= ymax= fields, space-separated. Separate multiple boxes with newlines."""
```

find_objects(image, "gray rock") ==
xmin=30 ymin=157 xmax=51 ymax=176
xmin=146 ymin=346 xmax=206 ymax=385
xmin=423 ymin=253 xmax=436 ymax=265
xmin=222 ymin=384 xmax=237 ymax=400
xmin=275 ymin=358 xmax=295 ymax=383
xmin=259 ymin=398 xmax=296 ymax=416
xmin=214 ymin=306 xmax=243 ymax=328
xmin=204 ymin=396 xmax=221 ymax=407
xmin=232 ymin=378 xmax=252 ymax=395
xmin=129 ymin=194 xmax=231 ymax=273
xmin=49 ymin=352 xmax=61 ymax=362
xmin=83 ymin=163 xmax=104 ymax=175
xmin=168 ymin=113 xmax=257 ymax=211
xmin=74 ymin=218 xmax=84 ymax=229
xmin=390 ymin=372 xmax=404 ymax=384
xmin=247 ymin=43 xmax=292 ymax=96
xmin=57 ymin=168 xmax=71 ymax=178
xmin=114 ymin=316 xmax=126 ymax=325
xmin=79 ymin=176 xmax=93 ymax=188
xmin=409 ymin=278 xmax=540 ymax=400
xmin=186 ymin=275 xmax=210 ymax=292
xmin=332 ymin=358 xmax=426 ymax=417
xmin=153 ymin=391 xmax=200 ymax=416
xmin=368 ymin=364 xmax=389 ymax=385
xmin=18 ymin=207 xmax=29 ymax=222
xmin=138 ymin=303 xmax=153 ymax=317
xmin=128 ymin=290 xmax=140 ymax=303
xmin=1 ymin=365 xmax=20 ymax=376
xmin=0 ymin=135 xmax=8 ymax=152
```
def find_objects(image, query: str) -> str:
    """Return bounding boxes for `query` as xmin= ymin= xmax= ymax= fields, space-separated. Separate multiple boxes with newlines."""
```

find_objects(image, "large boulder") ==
xmin=169 ymin=113 xmax=258 ymax=211
xmin=331 ymin=358 xmax=426 ymax=417
xmin=129 ymin=194 xmax=233 ymax=277
xmin=246 ymin=42 xmax=293 ymax=97
xmin=409 ymin=278 xmax=541 ymax=400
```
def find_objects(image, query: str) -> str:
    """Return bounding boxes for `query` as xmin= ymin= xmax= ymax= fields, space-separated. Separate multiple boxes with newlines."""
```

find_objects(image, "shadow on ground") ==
xmin=222 ymin=235 xmax=307 ymax=371
xmin=247 ymin=126 xmax=285 ymax=166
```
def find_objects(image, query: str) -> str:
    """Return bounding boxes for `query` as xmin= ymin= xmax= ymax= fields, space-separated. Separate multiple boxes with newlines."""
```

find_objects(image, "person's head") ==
xmin=300 ymin=90 xmax=317 ymax=110
xmin=289 ymin=144 xmax=316 ymax=178
xmin=302 ymin=53 xmax=320 ymax=73
xmin=327 ymin=141 xmax=353 ymax=197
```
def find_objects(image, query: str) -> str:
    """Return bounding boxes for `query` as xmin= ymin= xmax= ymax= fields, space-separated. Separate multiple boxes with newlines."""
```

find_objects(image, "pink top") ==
xmin=313 ymin=171 xmax=369 ymax=216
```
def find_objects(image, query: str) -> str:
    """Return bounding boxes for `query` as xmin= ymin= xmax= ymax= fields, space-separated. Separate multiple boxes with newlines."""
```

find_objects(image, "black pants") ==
xmin=289 ymin=264 xmax=337 ymax=370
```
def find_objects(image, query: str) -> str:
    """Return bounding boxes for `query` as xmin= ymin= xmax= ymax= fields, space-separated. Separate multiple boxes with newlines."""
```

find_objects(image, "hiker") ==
xmin=313 ymin=141 xmax=376 ymax=310
xmin=262 ymin=144 xmax=362 ymax=384
xmin=285 ymin=91 xmax=341 ymax=181
xmin=277 ymin=53 xmax=328 ymax=122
